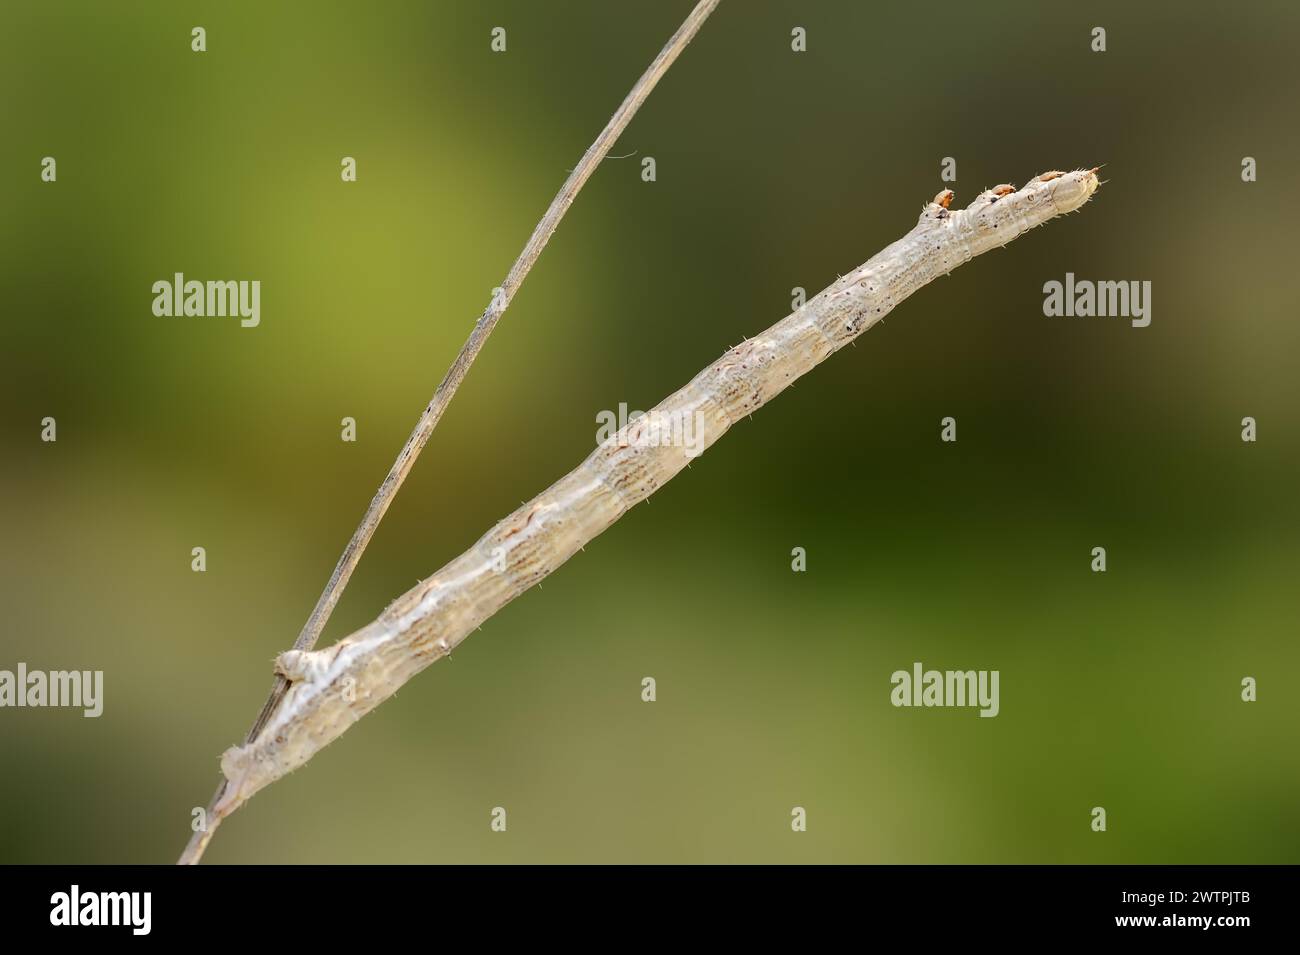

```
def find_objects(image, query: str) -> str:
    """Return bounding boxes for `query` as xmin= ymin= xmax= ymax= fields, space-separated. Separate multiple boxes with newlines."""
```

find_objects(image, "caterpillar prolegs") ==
xmin=214 ymin=168 xmax=1101 ymax=821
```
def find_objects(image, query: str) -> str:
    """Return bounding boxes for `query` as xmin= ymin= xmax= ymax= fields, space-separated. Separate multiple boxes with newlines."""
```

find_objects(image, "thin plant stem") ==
xmin=177 ymin=0 xmax=723 ymax=866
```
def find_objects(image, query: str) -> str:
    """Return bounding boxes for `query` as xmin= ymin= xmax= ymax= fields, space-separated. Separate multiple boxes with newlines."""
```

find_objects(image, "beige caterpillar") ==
xmin=215 ymin=168 xmax=1101 ymax=820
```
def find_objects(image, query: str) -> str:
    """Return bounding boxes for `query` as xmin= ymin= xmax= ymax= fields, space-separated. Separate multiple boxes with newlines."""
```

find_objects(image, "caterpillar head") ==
xmin=1032 ymin=167 xmax=1101 ymax=214
xmin=971 ymin=168 xmax=1100 ymax=218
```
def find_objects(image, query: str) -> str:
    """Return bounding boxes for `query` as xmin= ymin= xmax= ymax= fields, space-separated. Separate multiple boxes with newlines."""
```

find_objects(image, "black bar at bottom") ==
xmin=0 ymin=864 xmax=1285 ymax=940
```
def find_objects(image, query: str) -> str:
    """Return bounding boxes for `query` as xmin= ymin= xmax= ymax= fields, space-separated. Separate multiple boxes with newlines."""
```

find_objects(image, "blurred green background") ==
xmin=2 ymin=1 xmax=1297 ymax=863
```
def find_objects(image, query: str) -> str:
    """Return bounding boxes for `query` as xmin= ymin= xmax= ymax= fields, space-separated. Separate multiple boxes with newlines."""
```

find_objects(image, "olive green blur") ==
xmin=1 ymin=1 xmax=1297 ymax=863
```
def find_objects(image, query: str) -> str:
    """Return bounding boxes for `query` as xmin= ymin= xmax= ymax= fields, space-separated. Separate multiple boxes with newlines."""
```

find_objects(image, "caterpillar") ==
xmin=214 ymin=168 xmax=1101 ymax=822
